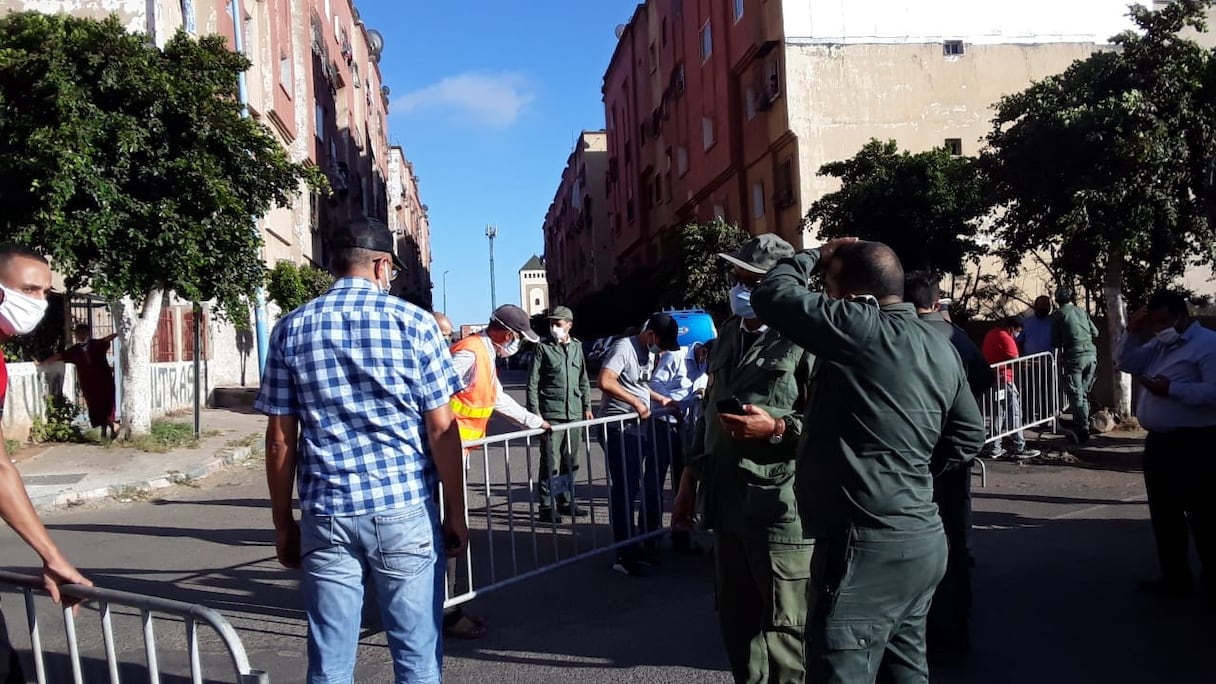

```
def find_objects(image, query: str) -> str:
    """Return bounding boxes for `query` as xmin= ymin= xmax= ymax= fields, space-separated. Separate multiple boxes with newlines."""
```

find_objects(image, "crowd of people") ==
xmin=1 ymin=215 xmax=1212 ymax=684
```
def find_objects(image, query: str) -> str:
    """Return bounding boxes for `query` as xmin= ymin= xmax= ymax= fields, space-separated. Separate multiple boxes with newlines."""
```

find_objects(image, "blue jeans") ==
xmin=300 ymin=499 xmax=445 ymax=684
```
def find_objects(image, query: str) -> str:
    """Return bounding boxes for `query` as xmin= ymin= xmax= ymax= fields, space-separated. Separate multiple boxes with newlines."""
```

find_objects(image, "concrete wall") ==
xmin=784 ymin=41 xmax=1105 ymax=248
xmin=3 ymin=360 xmax=214 ymax=440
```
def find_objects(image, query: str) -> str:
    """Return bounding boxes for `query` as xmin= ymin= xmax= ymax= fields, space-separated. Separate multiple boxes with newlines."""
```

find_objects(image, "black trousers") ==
xmin=1143 ymin=427 xmax=1216 ymax=591
xmin=927 ymin=464 xmax=973 ymax=650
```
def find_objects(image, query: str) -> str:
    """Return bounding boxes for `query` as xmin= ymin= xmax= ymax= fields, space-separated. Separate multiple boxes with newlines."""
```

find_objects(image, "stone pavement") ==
xmin=13 ymin=408 xmax=266 ymax=509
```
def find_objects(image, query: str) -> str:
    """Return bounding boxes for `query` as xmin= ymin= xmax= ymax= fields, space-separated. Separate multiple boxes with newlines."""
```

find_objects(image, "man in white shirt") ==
xmin=1119 ymin=291 xmax=1216 ymax=601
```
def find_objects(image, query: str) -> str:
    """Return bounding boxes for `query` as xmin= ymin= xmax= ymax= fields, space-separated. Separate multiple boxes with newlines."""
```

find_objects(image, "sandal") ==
xmin=444 ymin=614 xmax=488 ymax=640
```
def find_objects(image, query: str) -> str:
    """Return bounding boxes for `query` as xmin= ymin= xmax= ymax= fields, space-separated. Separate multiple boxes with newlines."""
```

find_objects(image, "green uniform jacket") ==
xmin=751 ymin=249 xmax=987 ymax=539
xmin=1052 ymin=303 xmax=1099 ymax=364
xmin=687 ymin=317 xmax=814 ymax=544
xmin=526 ymin=337 xmax=592 ymax=421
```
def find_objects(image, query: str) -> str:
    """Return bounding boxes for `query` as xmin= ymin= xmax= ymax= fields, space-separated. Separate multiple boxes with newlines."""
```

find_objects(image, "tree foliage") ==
xmin=0 ymin=12 xmax=325 ymax=314
xmin=266 ymin=261 xmax=334 ymax=313
xmin=983 ymin=0 xmax=1216 ymax=302
xmin=656 ymin=218 xmax=751 ymax=316
xmin=806 ymin=139 xmax=991 ymax=276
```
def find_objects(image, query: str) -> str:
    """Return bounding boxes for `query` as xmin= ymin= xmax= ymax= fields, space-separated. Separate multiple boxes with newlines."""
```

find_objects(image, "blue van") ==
xmin=661 ymin=308 xmax=717 ymax=348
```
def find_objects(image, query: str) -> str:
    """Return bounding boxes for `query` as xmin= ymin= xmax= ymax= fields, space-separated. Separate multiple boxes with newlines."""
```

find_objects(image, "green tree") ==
xmin=266 ymin=261 xmax=334 ymax=313
xmin=0 ymin=13 xmax=323 ymax=435
xmin=806 ymin=139 xmax=991 ymax=276
xmin=983 ymin=0 xmax=1216 ymax=416
xmin=657 ymin=218 xmax=751 ymax=317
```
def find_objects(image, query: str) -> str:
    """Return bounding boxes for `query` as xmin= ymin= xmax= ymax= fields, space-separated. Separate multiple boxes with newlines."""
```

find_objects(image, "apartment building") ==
xmin=601 ymin=0 xmax=1135 ymax=285
xmin=542 ymin=130 xmax=615 ymax=309
xmin=0 ymin=1 xmax=437 ymax=386
xmin=389 ymin=145 xmax=434 ymax=308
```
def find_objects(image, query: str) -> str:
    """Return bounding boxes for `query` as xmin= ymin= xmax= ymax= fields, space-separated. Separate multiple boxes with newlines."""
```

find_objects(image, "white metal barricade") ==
xmin=445 ymin=409 xmax=678 ymax=608
xmin=0 ymin=571 xmax=268 ymax=684
xmin=972 ymin=351 xmax=1063 ymax=485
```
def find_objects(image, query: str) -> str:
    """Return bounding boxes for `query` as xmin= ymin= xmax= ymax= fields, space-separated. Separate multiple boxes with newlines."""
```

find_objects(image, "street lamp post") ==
xmin=442 ymin=270 xmax=450 ymax=314
xmin=486 ymin=225 xmax=498 ymax=311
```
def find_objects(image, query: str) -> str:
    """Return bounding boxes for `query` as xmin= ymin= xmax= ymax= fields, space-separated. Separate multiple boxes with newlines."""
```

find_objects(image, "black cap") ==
xmin=329 ymin=217 xmax=405 ymax=271
xmin=643 ymin=313 xmax=680 ymax=352
xmin=491 ymin=304 xmax=540 ymax=343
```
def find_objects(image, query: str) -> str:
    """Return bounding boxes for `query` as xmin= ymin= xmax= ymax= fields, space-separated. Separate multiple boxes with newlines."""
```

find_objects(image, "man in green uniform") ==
xmin=673 ymin=234 xmax=815 ymax=684
xmin=1051 ymin=285 xmax=1099 ymax=444
xmin=527 ymin=306 xmax=594 ymax=523
xmin=751 ymin=239 xmax=986 ymax=684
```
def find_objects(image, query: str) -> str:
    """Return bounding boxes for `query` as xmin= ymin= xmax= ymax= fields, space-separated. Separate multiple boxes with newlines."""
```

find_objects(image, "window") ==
xmin=702 ymin=116 xmax=715 ymax=150
xmin=674 ymin=63 xmax=686 ymax=95
xmin=745 ymin=87 xmax=757 ymax=120
xmin=608 ymin=108 xmax=615 ymax=131
xmin=944 ymin=138 xmax=963 ymax=156
xmin=752 ymin=182 xmax=765 ymax=219
xmin=279 ymin=54 xmax=293 ymax=92
xmin=944 ymin=40 xmax=965 ymax=56
xmin=700 ymin=21 xmax=713 ymax=62
xmin=649 ymin=42 xmax=657 ymax=73
xmin=713 ymin=204 xmax=726 ymax=220
xmin=677 ymin=146 xmax=688 ymax=177
xmin=733 ymin=0 xmax=744 ymax=22
xmin=768 ymin=57 xmax=782 ymax=98
xmin=627 ymin=199 xmax=635 ymax=223
xmin=534 ymin=297 xmax=542 ymax=307
xmin=315 ymin=104 xmax=326 ymax=141
xmin=776 ymin=160 xmax=795 ymax=208
xmin=662 ymin=18 xmax=669 ymax=46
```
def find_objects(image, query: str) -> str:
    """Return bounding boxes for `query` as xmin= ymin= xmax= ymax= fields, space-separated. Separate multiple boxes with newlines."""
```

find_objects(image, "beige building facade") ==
xmin=518 ymin=256 xmax=549 ymax=317
xmin=542 ymin=130 xmax=614 ymax=309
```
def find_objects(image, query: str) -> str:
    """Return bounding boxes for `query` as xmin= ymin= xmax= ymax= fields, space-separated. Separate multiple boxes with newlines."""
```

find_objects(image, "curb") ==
xmin=31 ymin=445 xmax=256 ymax=511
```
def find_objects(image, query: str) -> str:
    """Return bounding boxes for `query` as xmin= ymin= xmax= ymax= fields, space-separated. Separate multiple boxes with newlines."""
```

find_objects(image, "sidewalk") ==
xmin=13 ymin=408 xmax=266 ymax=510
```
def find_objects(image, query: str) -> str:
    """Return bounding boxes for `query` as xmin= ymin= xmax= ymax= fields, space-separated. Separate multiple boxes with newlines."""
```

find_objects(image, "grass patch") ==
xmin=5 ymin=439 xmax=22 ymax=456
xmin=109 ymin=485 xmax=153 ymax=503
xmin=226 ymin=433 xmax=260 ymax=448
xmin=129 ymin=421 xmax=202 ymax=453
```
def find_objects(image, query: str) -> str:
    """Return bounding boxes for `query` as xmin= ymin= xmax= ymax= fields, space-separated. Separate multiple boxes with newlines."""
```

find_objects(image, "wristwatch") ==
xmin=768 ymin=417 xmax=788 ymax=445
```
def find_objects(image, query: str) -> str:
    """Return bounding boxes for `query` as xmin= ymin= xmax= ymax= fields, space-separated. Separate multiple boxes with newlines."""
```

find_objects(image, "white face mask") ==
xmin=551 ymin=325 xmax=569 ymax=342
xmin=729 ymin=284 xmax=755 ymax=318
xmin=376 ymin=262 xmax=392 ymax=294
xmin=1155 ymin=325 xmax=1182 ymax=346
xmin=496 ymin=337 xmax=521 ymax=358
xmin=0 ymin=286 xmax=48 ymax=335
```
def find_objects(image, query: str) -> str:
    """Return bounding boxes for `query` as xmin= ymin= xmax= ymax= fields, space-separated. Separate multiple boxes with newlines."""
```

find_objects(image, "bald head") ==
xmin=825 ymin=241 xmax=905 ymax=304
xmin=432 ymin=312 xmax=453 ymax=341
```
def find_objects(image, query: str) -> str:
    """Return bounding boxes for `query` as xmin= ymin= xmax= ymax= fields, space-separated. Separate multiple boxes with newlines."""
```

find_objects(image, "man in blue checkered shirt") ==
xmin=256 ymin=217 xmax=467 ymax=684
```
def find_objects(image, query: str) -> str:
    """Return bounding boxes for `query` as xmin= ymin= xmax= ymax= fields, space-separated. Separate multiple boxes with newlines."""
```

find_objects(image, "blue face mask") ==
xmin=729 ymin=284 xmax=755 ymax=319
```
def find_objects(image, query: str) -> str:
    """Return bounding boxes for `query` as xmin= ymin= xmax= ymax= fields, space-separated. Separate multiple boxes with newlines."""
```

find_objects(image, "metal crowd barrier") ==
xmin=973 ymin=351 xmax=1063 ymax=485
xmin=445 ymin=409 xmax=679 ymax=608
xmin=0 ymin=570 xmax=268 ymax=684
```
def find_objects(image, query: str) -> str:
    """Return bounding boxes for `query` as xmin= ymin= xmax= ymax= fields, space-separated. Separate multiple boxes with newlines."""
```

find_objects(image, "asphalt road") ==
xmin=1 ymin=374 xmax=1214 ymax=682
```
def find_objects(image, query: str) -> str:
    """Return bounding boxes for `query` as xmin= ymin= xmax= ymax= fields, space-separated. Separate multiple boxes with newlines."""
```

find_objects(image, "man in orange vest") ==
xmin=442 ymin=305 xmax=550 ymax=639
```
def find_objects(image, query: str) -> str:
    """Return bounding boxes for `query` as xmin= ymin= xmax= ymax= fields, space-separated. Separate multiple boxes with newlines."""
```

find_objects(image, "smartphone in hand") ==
xmin=716 ymin=396 xmax=747 ymax=416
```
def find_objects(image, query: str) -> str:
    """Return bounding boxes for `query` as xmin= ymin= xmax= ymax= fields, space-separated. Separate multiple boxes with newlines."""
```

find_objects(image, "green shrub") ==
xmin=267 ymin=261 xmax=334 ymax=313
xmin=29 ymin=394 xmax=84 ymax=444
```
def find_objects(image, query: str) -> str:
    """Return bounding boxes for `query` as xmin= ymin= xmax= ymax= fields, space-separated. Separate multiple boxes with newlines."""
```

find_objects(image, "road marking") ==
xmin=1051 ymin=493 xmax=1148 ymax=520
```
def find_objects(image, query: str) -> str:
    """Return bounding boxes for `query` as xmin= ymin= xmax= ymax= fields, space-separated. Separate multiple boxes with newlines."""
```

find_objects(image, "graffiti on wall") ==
xmin=1 ymin=363 xmax=78 ymax=434
xmin=150 ymin=361 xmax=210 ymax=412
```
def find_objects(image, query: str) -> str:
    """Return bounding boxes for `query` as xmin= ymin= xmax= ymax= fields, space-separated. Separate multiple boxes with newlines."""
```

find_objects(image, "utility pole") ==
xmin=442 ymin=270 xmax=450 ymax=313
xmin=486 ymin=225 xmax=498 ymax=311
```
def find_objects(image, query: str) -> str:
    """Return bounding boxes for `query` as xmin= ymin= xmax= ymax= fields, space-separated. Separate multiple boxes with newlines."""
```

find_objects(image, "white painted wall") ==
xmin=783 ymin=0 xmax=1136 ymax=44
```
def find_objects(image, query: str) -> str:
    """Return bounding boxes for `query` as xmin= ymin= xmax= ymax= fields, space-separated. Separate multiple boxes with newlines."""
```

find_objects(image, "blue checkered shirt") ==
xmin=254 ymin=277 xmax=463 ymax=516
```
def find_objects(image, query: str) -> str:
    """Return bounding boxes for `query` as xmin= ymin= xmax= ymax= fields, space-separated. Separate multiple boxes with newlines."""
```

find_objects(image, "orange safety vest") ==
xmin=450 ymin=335 xmax=496 ymax=444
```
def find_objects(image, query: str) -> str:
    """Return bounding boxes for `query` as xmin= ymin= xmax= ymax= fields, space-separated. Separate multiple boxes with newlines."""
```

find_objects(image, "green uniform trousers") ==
xmin=538 ymin=424 xmax=583 ymax=510
xmin=806 ymin=529 xmax=947 ymax=684
xmin=1063 ymin=357 xmax=1097 ymax=436
xmin=714 ymin=531 xmax=813 ymax=684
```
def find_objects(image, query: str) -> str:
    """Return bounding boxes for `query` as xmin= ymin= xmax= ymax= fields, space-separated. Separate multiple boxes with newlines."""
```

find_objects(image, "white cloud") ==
xmin=393 ymin=71 xmax=535 ymax=128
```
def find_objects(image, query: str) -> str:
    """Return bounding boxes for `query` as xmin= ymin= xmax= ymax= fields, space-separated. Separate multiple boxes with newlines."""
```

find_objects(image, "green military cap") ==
xmin=719 ymin=234 xmax=795 ymax=274
xmin=547 ymin=306 xmax=574 ymax=321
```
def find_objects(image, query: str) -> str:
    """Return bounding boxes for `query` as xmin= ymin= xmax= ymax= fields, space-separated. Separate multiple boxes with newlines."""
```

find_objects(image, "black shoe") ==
xmin=1138 ymin=578 xmax=1195 ymax=597
xmin=558 ymin=504 xmax=589 ymax=519
xmin=538 ymin=508 xmax=563 ymax=524
xmin=612 ymin=556 xmax=650 ymax=577
xmin=637 ymin=545 xmax=662 ymax=567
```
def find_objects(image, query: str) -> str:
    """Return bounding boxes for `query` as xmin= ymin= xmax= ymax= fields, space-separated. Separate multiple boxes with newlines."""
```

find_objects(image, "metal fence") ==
xmin=446 ymin=410 xmax=679 ymax=608
xmin=446 ymin=353 xmax=1065 ymax=606
xmin=0 ymin=571 xmax=267 ymax=684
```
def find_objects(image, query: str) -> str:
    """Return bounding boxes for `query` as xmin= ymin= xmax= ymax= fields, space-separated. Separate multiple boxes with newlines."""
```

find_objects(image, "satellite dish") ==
xmin=367 ymin=29 xmax=385 ymax=61
xmin=381 ymin=85 xmax=391 ymax=98
xmin=614 ymin=24 xmax=626 ymax=39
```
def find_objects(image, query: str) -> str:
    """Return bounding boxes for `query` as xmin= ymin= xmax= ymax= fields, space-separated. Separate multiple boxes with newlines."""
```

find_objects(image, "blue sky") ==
xmin=355 ymin=1 xmax=639 ymax=328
